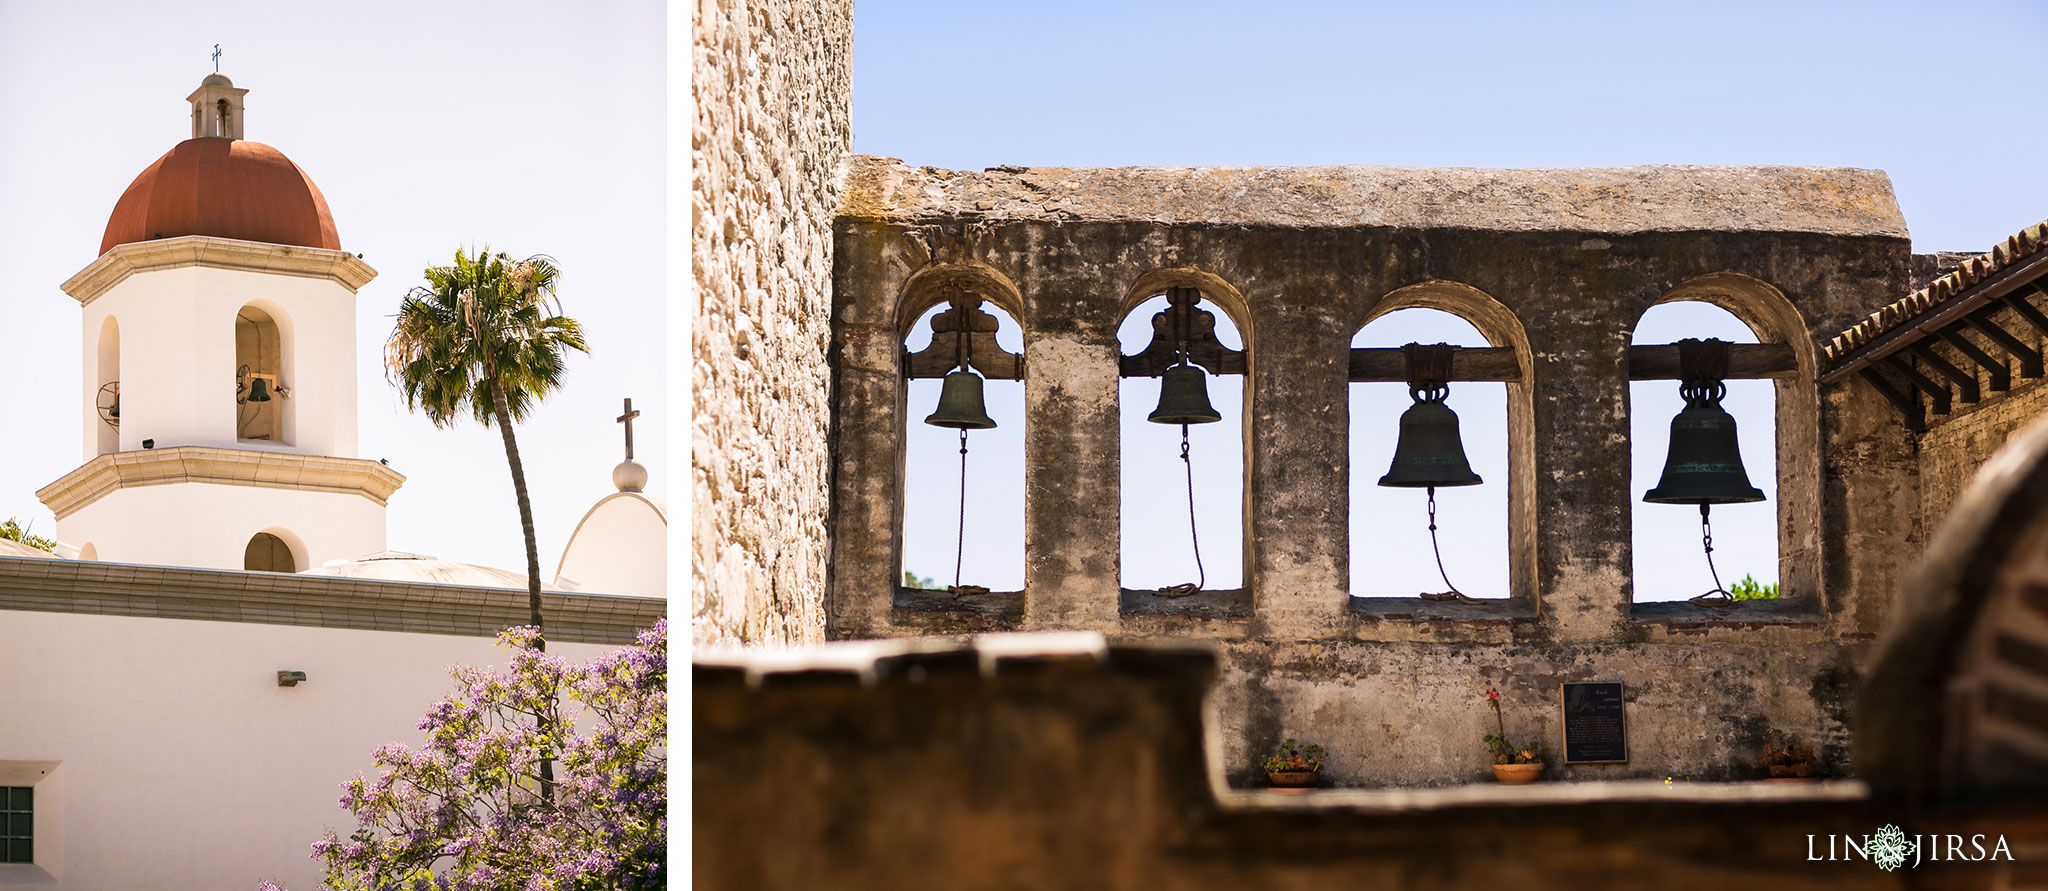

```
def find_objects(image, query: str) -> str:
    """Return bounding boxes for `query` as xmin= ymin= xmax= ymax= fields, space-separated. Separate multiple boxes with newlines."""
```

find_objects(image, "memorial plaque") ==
xmin=1561 ymin=682 xmax=1628 ymax=764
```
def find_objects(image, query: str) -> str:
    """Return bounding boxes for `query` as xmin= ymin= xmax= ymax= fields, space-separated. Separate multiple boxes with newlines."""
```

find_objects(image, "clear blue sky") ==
xmin=867 ymin=0 xmax=2048 ymax=600
xmin=0 ymin=0 xmax=664 ymax=575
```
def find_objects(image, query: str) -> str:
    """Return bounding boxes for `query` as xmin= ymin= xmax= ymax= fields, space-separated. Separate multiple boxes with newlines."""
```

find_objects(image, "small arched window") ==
xmin=244 ymin=532 xmax=297 ymax=573
xmin=1118 ymin=287 xmax=1246 ymax=596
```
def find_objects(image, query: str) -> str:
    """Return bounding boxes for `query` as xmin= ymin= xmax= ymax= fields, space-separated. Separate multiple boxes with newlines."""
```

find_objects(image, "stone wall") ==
xmin=1918 ymin=364 xmax=2048 ymax=530
xmin=691 ymin=0 xmax=853 ymax=645
xmin=697 ymin=635 xmax=1924 ymax=890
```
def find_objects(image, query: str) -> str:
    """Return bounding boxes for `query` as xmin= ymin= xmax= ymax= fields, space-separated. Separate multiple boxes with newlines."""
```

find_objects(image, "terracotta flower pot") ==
xmin=1267 ymin=769 xmax=1319 ymax=789
xmin=1492 ymin=762 xmax=1544 ymax=784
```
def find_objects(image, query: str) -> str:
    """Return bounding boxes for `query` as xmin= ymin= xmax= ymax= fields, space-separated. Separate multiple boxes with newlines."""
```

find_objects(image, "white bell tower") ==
xmin=37 ymin=73 xmax=402 ymax=573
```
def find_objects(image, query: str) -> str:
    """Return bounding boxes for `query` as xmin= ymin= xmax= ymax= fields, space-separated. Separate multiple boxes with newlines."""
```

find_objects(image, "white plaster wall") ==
xmin=0 ymin=610 xmax=615 ymax=890
xmin=57 ymin=483 xmax=385 ymax=570
xmin=554 ymin=493 xmax=666 ymax=598
xmin=79 ymin=265 xmax=358 ymax=460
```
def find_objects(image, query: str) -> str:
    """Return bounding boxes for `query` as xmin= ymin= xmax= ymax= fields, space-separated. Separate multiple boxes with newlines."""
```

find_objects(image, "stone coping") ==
xmin=839 ymin=154 xmax=1908 ymax=238
xmin=63 ymin=234 xmax=378 ymax=305
xmin=1348 ymin=594 xmax=1539 ymax=624
xmin=1218 ymin=778 xmax=1871 ymax=812
xmin=1631 ymin=596 xmax=1824 ymax=627
xmin=37 ymin=446 xmax=406 ymax=518
xmin=0 ymin=555 xmax=663 ymax=645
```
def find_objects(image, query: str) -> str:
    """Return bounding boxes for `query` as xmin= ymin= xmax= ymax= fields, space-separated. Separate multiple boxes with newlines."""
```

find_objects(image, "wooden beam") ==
xmin=1858 ymin=367 xmax=1924 ymax=432
xmin=1627 ymin=343 xmax=1797 ymax=381
xmin=1936 ymin=325 xmax=2011 ymax=392
xmin=1348 ymin=347 xmax=1517 ymax=382
xmin=1906 ymin=341 xmax=1981 ymax=404
xmin=1884 ymin=355 xmax=1952 ymax=415
xmin=1344 ymin=342 xmax=1795 ymax=383
xmin=1965 ymin=307 xmax=2043 ymax=379
xmin=2005 ymin=289 xmax=2048 ymax=339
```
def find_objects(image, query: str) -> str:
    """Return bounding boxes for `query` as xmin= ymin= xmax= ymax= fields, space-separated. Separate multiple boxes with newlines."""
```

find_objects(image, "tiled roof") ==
xmin=1823 ymin=220 xmax=2048 ymax=366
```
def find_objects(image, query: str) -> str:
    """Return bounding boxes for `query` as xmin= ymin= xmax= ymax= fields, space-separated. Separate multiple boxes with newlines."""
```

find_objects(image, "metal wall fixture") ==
xmin=1643 ymin=337 xmax=1766 ymax=606
xmin=1377 ymin=343 xmax=1484 ymax=601
xmin=97 ymin=381 xmax=121 ymax=427
xmin=276 ymin=670 xmax=308 ymax=687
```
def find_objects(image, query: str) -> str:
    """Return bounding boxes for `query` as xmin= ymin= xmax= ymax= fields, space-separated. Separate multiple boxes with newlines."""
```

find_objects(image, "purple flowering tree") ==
xmin=293 ymin=621 xmax=665 ymax=890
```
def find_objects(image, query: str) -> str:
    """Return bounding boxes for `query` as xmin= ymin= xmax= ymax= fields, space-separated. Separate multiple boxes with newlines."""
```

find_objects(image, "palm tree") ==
xmin=384 ymin=248 xmax=588 ymax=651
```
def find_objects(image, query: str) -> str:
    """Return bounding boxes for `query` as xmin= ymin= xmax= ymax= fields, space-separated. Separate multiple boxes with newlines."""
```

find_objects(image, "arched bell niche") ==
xmin=898 ymin=292 xmax=1026 ymax=594
xmin=1629 ymin=301 xmax=1781 ymax=602
xmin=234 ymin=303 xmax=292 ymax=444
xmin=1116 ymin=283 xmax=1248 ymax=595
xmin=1348 ymin=308 xmax=1509 ymax=599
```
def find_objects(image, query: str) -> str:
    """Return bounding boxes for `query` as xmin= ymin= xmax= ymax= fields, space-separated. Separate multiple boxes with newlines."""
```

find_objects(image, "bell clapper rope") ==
xmin=944 ymin=308 xmax=987 ymax=598
xmin=1155 ymin=423 xmax=1206 ymax=598
xmin=1420 ymin=486 xmax=1476 ymax=603
xmin=1686 ymin=504 xmax=1735 ymax=607
xmin=1158 ymin=296 xmax=1205 ymax=598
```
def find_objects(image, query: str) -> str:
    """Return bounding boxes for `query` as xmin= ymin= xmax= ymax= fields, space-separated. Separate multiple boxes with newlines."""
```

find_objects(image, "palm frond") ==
xmin=384 ymin=247 xmax=590 ymax=430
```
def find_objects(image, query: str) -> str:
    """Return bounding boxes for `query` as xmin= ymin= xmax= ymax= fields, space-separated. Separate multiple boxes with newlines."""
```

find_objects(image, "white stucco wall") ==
xmin=78 ymin=264 xmax=359 ymax=460
xmin=0 ymin=610 xmax=616 ymax=890
xmin=58 ymin=482 xmax=386 ymax=571
xmin=554 ymin=493 xmax=666 ymax=598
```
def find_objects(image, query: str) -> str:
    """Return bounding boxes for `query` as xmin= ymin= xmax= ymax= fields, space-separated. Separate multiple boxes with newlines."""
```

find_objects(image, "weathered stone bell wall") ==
xmin=827 ymin=160 xmax=1919 ymax=784
xmin=691 ymin=0 xmax=853 ymax=645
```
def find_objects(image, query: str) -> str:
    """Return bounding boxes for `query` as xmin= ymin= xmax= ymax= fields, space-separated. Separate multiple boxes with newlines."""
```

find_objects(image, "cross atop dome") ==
xmin=187 ymin=70 xmax=247 ymax=140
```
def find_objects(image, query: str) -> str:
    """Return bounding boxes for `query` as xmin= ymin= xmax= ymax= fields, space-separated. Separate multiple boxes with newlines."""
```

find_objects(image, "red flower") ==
xmin=1486 ymin=689 xmax=1500 ymax=702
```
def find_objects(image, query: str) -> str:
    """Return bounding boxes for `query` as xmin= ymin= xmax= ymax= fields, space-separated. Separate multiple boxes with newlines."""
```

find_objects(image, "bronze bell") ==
xmin=1643 ymin=400 xmax=1764 ymax=504
xmin=924 ymin=370 xmax=996 ymax=429
xmin=109 ymin=394 xmax=120 ymax=419
xmin=1148 ymin=364 xmax=1222 ymax=425
xmin=246 ymin=377 xmax=273 ymax=403
xmin=1379 ymin=399 xmax=1483 ymax=488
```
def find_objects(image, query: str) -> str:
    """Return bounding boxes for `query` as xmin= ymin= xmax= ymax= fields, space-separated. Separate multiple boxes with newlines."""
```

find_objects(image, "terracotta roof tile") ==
xmin=1823 ymin=219 xmax=2048 ymax=366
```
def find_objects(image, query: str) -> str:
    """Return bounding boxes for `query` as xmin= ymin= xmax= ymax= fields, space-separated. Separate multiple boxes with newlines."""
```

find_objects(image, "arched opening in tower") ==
xmin=243 ymin=532 xmax=297 ymax=573
xmin=235 ymin=305 xmax=287 ymax=443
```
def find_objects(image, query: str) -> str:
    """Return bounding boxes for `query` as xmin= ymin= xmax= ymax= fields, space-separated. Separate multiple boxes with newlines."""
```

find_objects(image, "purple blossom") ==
xmin=275 ymin=621 xmax=665 ymax=891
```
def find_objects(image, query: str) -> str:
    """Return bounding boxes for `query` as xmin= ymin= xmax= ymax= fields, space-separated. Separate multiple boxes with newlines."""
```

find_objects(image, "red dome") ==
xmin=100 ymin=137 xmax=340 ymax=256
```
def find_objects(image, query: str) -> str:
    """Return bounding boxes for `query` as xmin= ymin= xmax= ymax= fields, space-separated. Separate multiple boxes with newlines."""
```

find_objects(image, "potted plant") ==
xmin=1262 ymin=738 xmax=1326 ymax=789
xmin=1762 ymin=744 xmax=1818 ymax=782
xmin=1483 ymin=688 xmax=1545 ymax=784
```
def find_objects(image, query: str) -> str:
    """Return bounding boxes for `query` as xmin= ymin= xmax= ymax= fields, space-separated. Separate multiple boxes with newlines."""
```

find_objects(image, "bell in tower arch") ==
xmin=924 ymin=369 xmax=996 ymax=430
xmin=1147 ymin=364 xmax=1222 ymax=426
xmin=1643 ymin=338 xmax=1765 ymax=506
xmin=1378 ymin=343 xmax=1481 ymax=489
